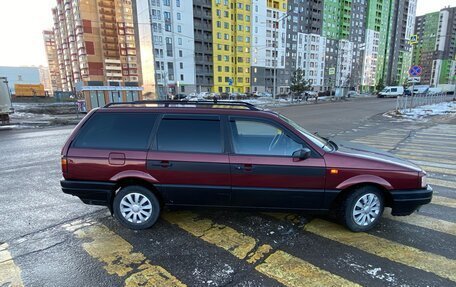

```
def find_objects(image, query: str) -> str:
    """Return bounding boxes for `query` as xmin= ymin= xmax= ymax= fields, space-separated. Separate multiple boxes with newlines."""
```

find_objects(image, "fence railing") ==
xmin=396 ymin=93 xmax=452 ymax=112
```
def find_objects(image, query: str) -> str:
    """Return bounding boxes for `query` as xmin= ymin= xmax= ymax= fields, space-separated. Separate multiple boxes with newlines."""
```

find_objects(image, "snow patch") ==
xmin=385 ymin=101 xmax=456 ymax=121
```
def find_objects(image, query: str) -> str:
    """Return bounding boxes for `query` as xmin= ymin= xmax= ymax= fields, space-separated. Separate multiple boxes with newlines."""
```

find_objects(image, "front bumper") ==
xmin=390 ymin=185 xmax=433 ymax=216
xmin=61 ymin=180 xmax=116 ymax=208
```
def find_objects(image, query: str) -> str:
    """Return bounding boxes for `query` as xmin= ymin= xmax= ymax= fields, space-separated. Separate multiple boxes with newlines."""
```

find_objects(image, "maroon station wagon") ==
xmin=61 ymin=101 xmax=432 ymax=232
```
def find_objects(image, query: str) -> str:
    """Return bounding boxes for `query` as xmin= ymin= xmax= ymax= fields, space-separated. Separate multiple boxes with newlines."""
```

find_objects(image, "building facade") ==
xmin=43 ymin=30 xmax=63 ymax=94
xmin=51 ymin=0 xmax=144 ymax=109
xmin=49 ymin=0 xmax=419 ymax=98
xmin=413 ymin=7 xmax=456 ymax=86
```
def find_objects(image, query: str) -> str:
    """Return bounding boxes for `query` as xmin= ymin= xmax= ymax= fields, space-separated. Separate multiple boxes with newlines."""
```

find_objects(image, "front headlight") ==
xmin=421 ymin=175 xmax=427 ymax=188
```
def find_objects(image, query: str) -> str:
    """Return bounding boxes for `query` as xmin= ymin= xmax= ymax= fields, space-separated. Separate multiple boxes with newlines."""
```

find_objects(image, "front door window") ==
xmin=230 ymin=119 xmax=303 ymax=156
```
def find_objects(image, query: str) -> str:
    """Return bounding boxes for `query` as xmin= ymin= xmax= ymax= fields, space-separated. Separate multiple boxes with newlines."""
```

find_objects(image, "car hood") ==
xmin=334 ymin=140 xmax=422 ymax=172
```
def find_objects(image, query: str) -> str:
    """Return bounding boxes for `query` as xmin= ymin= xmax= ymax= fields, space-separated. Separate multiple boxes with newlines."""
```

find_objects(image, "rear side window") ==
xmin=156 ymin=118 xmax=223 ymax=153
xmin=73 ymin=113 xmax=157 ymax=150
xmin=391 ymin=88 xmax=397 ymax=92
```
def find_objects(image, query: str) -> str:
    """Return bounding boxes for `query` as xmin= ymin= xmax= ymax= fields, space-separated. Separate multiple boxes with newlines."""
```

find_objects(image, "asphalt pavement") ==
xmin=0 ymin=97 xmax=455 ymax=287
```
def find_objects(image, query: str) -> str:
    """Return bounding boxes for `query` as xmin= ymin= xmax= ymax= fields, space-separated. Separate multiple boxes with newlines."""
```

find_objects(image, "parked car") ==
xmin=378 ymin=86 xmax=404 ymax=98
xmin=61 ymin=100 xmax=432 ymax=232
xmin=254 ymin=92 xmax=272 ymax=97
xmin=170 ymin=94 xmax=187 ymax=100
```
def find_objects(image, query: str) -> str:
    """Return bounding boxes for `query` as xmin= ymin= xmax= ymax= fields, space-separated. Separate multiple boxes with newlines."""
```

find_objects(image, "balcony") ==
xmin=106 ymin=65 xmax=122 ymax=71
xmin=100 ymin=15 xmax=116 ymax=23
xmin=103 ymin=36 xmax=118 ymax=44
xmin=106 ymin=72 xmax=122 ymax=77
xmin=105 ymin=58 xmax=121 ymax=64
xmin=98 ymin=0 xmax=115 ymax=8
xmin=104 ymin=50 xmax=120 ymax=57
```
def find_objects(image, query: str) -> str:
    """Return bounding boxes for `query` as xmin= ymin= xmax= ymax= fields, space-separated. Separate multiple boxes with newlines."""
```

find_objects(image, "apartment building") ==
xmin=193 ymin=0 xmax=214 ymax=93
xmin=127 ymin=0 xmax=418 ymax=95
xmin=413 ymin=6 xmax=456 ymax=86
xmin=51 ymin=0 xmax=144 ymax=110
xmin=43 ymin=30 xmax=62 ymax=94
xmin=250 ymin=0 xmax=287 ymax=94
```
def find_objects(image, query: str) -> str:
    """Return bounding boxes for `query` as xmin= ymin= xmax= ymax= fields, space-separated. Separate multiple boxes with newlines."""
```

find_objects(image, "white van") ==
xmin=378 ymin=86 xmax=404 ymax=98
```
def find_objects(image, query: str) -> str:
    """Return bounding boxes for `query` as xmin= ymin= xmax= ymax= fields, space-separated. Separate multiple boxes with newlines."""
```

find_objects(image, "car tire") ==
xmin=339 ymin=186 xmax=384 ymax=232
xmin=113 ymin=185 xmax=160 ymax=230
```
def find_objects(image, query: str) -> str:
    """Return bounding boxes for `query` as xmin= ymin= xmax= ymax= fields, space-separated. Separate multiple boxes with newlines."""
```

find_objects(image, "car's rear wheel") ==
xmin=113 ymin=185 xmax=160 ymax=230
xmin=339 ymin=186 xmax=384 ymax=232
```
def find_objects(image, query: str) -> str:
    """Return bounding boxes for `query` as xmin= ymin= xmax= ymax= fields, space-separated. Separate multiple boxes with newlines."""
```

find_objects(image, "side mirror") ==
xmin=292 ymin=148 xmax=312 ymax=161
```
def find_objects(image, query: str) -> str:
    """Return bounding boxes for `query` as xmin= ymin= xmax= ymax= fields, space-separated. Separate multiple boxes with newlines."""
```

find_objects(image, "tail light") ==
xmin=61 ymin=156 xmax=68 ymax=175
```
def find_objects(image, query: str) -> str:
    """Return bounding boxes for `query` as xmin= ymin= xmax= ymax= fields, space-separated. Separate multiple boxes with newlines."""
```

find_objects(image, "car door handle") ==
xmin=160 ymin=160 xmax=172 ymax=168
xmin=234 ymin=164 xmax=254 ymax=172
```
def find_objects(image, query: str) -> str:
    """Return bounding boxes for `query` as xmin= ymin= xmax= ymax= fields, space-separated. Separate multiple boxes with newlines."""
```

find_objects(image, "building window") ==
xmin=179 ymin=50 xmax=183 ymax=57
xmin=177 ymin=12 xmax=181 ymax=20
xmin=180 ymin=74 xmax=184 ymax=81
xmin=178 ymin=38 xmax=182 ymax=45
xmin=177 ymin=25 xmax=182 ymax=33
xmin=176 ymin=0 xmax=180 ymax=7
xmin=163 ymin=0 xmax=170 ymax=6
xmin=164 ymin=11 xmax=171 ymax=19
xmin=180 ymin=62 xmax=183 ymax=69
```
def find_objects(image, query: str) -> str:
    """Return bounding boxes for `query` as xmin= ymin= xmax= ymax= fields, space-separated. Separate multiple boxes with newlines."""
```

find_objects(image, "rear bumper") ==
xmin=390 ymin=185 xmax=433 ymax=216
xmin=61 ymin=180 xmax=116 ymax=207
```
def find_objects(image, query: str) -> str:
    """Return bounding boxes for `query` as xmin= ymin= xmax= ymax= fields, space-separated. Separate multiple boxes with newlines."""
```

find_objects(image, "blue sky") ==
xmin=0 ymin=0 xmax=454 ymax=67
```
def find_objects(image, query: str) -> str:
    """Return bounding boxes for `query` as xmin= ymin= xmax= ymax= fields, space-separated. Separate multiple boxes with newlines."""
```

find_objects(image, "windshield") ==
xmin=279 ymin=114 xmax=333 ymax=152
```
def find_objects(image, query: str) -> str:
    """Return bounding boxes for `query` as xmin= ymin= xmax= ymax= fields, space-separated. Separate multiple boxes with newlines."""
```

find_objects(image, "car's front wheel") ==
xmin=340 ymin=186 xmax=384 ymax=232
xmin=113 ymin=185 xmax=160 ymax=230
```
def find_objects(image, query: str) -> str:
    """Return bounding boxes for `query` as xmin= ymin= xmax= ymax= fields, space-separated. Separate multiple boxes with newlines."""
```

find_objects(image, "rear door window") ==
xmin=156 ymin=116 xmax=223 ymax=153
xmin=73 ymin=113 xmax=157 ymax=150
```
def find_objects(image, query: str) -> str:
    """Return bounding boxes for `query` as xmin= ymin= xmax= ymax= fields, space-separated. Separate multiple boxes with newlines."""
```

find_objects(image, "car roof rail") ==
xmin=104 ymin=100 xmax=260 ymax=110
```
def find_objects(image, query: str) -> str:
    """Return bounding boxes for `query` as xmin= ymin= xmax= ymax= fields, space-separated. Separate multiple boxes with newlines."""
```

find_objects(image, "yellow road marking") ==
xmin=397 ymin=143 xmax=456 ymax=150
xmin=431 ymin=195 xmax=456 ymax=208
xmin=0 ymin=243 xmax=24 ymax=287
xmin=162 ymin=211 xmax=256 ymax=259
xmin=397 ymin=154 xmax=456 ymax=165
xmin=397 ymin=149 xmax=456 ymax=158
xmin=247 ymin=244 xmax=273 ymax=264
xmin=304 ymin=219 xmax=456 ymax=282
xmin=256 ymin=250 xmax=359 ymax=287
xmin=403 ymin=138 xmax=456 ymax=146
xmin=64 ymin=220 xmax=185 ymax=286
xmin=428 ymin=178 xmax=456 ymax=189
xmin=384 ymin=212 xmax=456 ymax=237
xmin=353 ymin=139 xmax=399 ymax=145
xmin=418 ymin=166 xmax=456 ymax=176
xmin=163 ymin=211 xmax=359 ymax=286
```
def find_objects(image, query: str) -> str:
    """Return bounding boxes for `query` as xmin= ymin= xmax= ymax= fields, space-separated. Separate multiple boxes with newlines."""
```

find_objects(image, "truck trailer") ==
xmin=0 ymin=77 xmax=14 ymax=124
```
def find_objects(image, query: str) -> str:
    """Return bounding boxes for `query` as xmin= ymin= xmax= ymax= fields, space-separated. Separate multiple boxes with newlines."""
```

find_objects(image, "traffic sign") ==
xmin=410 ymin=34 xmax=418 ymax=44
xmin=407 ymin=77 xmax=420 ymax=83
xmin=328 ymin=68 xmax=336 ymax=75
xmin=409 ymin=65 xmax=423 ymax=77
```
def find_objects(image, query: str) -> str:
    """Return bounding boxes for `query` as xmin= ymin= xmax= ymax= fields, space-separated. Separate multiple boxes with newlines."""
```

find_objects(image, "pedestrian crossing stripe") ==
xmin=428 ymin=178 xmax=456 ymax=189
xmin=397 ymin=154 xmax=456 ymax=165
xmin=303 ymin=219 xmax=456 ymax=282
xmin=397 ymin=149 xmax=456 ymax=158
xmin=256 ymin=250 xmax=361 ymax=287
xmin=0 ymin=243 xmax=24 ymax=287
xmin=431 ymin=195 xmax=456 ymax=208
xmin=407 ymin=161 xmax=456 ymax=171
xmin=63 ymin=220 xmax=185 ymax=286
xmin=383 ymin=212 xmax=456 ymax=237
xmin=424 ymin=166 xmax=456 ymax=176
xmin=163 ymin=211 xmax=359 ymax=287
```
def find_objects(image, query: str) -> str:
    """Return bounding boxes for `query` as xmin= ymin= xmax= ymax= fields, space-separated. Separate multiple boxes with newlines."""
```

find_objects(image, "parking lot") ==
xmin=1 ymin=97 xmax=455 ymax=287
